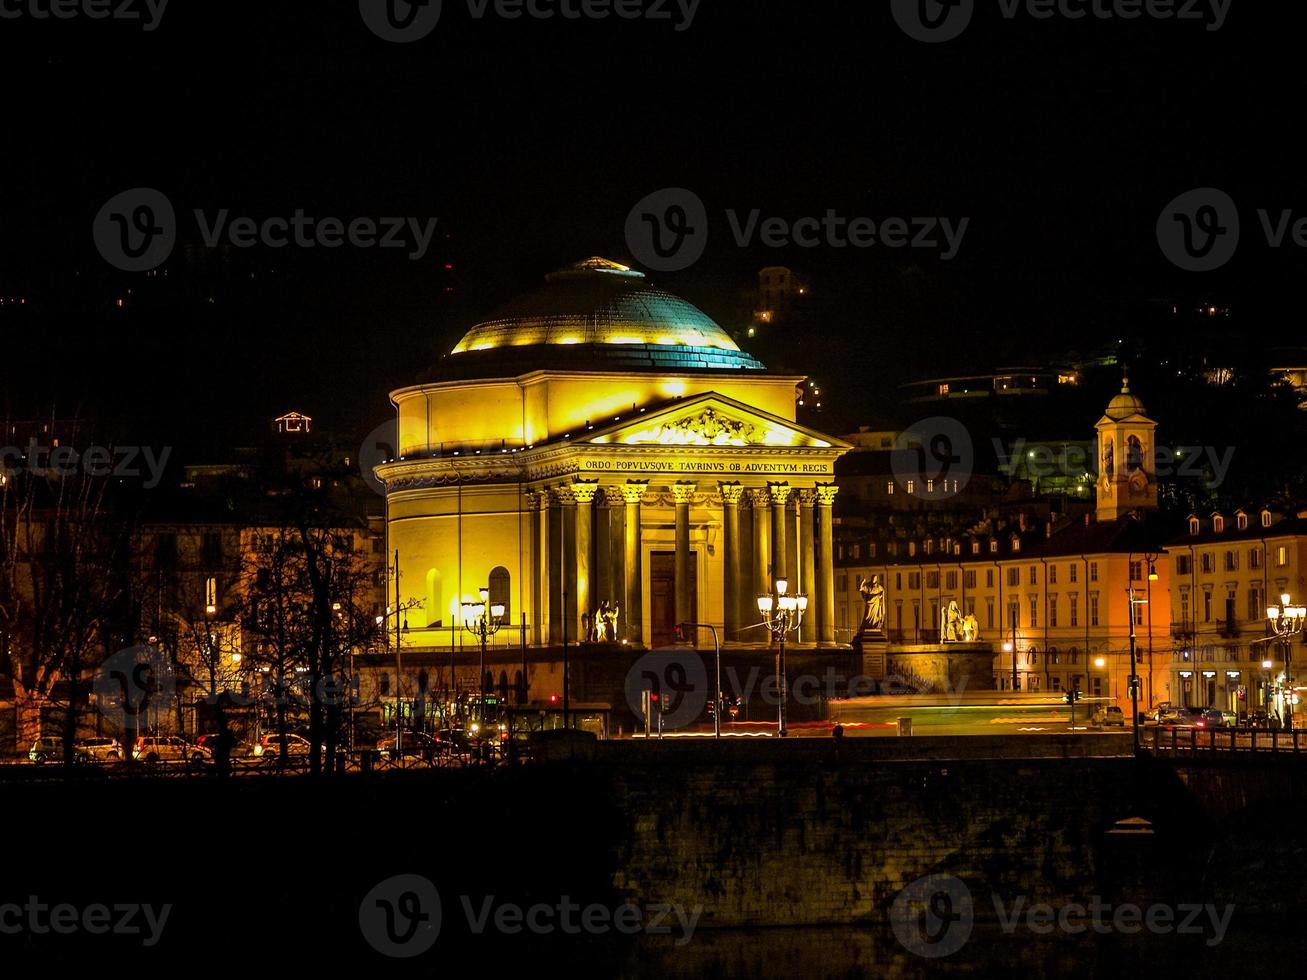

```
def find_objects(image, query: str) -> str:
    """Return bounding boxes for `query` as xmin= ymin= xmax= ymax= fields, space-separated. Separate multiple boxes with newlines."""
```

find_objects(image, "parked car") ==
xmin=253 ymin=733 xmax=311 ymax=762
xmin=434 ymin=728 xmax=476 ymax=761
xmin=1094 ymin=706 xmax=1125 ymax=727
xmin=195 ymin=733 xmax=251 ymax=759
xmin=27 ymin=737 xmax=63 ymax=765
xmin=74 ymin=737 xmax=123 ymax=763
xmin=377 ymin=731 xmax=439 ymax=763
xmin=133 ymin=736 xmax=211 ymax=765
xmin=1157 ymin=707 xmax=1199 ymax=728
xmin=1250 ymin=710 xmax=1271 ymax=729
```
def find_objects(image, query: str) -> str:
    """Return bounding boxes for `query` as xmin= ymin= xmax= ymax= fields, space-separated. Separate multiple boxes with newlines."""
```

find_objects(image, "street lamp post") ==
xmin=1265 ymin=593 xmax=1305 ymax=731
xmin=1127 ymin=586 xmax=1150 ymax=753
xmin=757 ymin=578 xmax=807 ymax=738
xmin=461 ymin=588 xmax=506 ymax=728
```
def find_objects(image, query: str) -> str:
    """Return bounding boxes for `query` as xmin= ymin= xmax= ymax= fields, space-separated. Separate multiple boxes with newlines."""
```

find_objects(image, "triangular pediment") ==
xmin=586 ymin=393 xmax=847 ymax=450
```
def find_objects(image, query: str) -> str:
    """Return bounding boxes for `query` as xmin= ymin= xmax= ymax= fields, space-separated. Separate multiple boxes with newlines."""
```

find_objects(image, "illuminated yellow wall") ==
xmin=394 ymin=371 xmax=803 ymax=457
xmin=388 ymin=484 xmax=530 ymax=642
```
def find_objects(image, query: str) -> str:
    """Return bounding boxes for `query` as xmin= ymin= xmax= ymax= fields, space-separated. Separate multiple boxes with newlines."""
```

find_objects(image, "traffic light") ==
xmin=1063 ymin=689 xmax=1083 ymax=706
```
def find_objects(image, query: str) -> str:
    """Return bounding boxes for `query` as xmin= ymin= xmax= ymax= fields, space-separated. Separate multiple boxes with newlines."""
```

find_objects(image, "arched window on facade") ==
xmin=489 ymin=566 xmax=511 ymax=624
xmin=498 ymin=670 xmax=509 ymax=701
xmin=514 ymin=669 xmax=526 ymax=704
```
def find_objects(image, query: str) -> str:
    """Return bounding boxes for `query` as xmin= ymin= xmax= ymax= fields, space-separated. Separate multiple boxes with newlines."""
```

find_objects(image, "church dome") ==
xmin=1105 ymin=376 xmax=1148 ymax=420
xmin=439 ymin=258 xmax=764 ymax=376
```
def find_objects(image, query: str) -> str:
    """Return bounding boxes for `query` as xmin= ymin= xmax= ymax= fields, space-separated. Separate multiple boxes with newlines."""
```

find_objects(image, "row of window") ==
xmin=874 ymin=561 xmax=1100 ymax=594
xmin=1176 ymin=545 xmax=1287 ymax=576
xmin=1178 ymin=585 xmax=1268 ymax=626
xmin=885 ymin=592 xmax=1105 ymax=632
xmin=1188 ymin=511 xmax=1274 ymax=535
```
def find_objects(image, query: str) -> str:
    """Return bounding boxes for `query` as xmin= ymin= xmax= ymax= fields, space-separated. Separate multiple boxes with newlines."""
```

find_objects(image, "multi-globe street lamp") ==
xmin=757 ymin=578 xmax=807 ymax=738
xmin=1265 ymin=593 xmax=1305 ymax=730
xmin=462 ymin=588 xmax=505 ymax=727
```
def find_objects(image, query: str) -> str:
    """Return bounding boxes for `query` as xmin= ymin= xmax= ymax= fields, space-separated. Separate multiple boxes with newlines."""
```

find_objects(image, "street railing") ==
xmin=1146 ymin=725 xmax=1304 ymax=758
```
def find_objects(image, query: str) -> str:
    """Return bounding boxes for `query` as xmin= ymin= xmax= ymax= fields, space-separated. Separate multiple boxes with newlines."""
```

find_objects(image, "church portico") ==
xmin=374 ymin=258 xmax=852 ymax=664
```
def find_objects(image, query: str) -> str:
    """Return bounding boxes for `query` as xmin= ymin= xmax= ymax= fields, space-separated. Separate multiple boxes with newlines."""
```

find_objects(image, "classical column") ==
xmin=571 ymin=479 xmax=600 ymax=642
xmin=798 ymin=489 xmax=817 ymax=643
xmin=816 ymin=483 xmax=840 ymax=645
xmin=672 ymin=481 xmax=697 ymax=630
xmin=594 ymin=487 xmax=612 ymax=614
xmin=554 ymin=486 xmax=577 ymax=645
xmin=531 ymin=490 xmax=549 ymax=646
xmin=542 ymin=489 xmax=564 ymax=644
xmin=750 ymin=488 xmax=771 ymax=602
xmin=719 ymin=482 xmax=745 ymax=641
xmin=603 ymin=487 xmax=626 ymax=618
xmin=768 ymin=482 xmax=791 ymax=583
xmin=621 ymin=481 xmax=649 ymax=644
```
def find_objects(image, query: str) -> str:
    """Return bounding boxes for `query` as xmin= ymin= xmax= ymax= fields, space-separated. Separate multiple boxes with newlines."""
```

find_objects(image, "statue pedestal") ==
xmin=852 ymin=632 xmax=888 ymax=679
xmin=883 ymin=642 xmax=997 ymax=695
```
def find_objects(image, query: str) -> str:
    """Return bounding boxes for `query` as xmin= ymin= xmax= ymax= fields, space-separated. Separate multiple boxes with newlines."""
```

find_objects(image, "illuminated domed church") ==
xmin=376 ymin=258 xmax=851 ymax=659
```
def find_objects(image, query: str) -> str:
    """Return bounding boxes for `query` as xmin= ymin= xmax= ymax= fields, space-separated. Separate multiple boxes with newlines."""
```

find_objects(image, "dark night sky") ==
xmin=0 ymin=1 xmax=1302 ymax=452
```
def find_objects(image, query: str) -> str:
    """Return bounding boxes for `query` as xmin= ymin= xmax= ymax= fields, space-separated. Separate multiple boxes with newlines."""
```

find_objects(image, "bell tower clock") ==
xmin=1094 ymin=373 xmax=1158 ymax=522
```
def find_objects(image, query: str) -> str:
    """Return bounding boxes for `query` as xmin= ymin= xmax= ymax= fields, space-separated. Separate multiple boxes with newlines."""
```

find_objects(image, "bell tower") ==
xmin=1094 ymin=372 xmax=1158 ymax=522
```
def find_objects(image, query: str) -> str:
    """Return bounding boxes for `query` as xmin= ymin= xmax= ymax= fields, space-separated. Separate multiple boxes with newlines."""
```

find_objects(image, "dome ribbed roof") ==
xmin=449 ymin=258 xmax=758 ymax=367
xmin=1105 ymin=376 xmax=1148 ymax=419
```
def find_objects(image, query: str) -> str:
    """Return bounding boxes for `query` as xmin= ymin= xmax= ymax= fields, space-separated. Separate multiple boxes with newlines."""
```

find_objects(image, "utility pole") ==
xmin=394 ymin=549 xmax=402 ymax=757
xmin=562 ymin=588 xmax=570 ymax=730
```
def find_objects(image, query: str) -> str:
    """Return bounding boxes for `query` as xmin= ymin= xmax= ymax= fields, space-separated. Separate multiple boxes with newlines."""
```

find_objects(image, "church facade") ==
xmin=375 ymin=258 xmax=852 ymax=655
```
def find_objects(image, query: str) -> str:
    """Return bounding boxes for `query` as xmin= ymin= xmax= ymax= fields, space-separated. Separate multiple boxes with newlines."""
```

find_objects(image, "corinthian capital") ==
xmin=671 ymin=481 xmax=698 ymax=505
xmin=570 ymin=479 xmax=600 ymax=505
xmin=815 ymin=482 xmax=840 ymax=507
xmin=620 ymin=480 xmax=650 ymax=505
xmin=766 ymin=481 xmax=792 ymax=506
xmin=718 ymin=481 xmax=745 ymax=506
